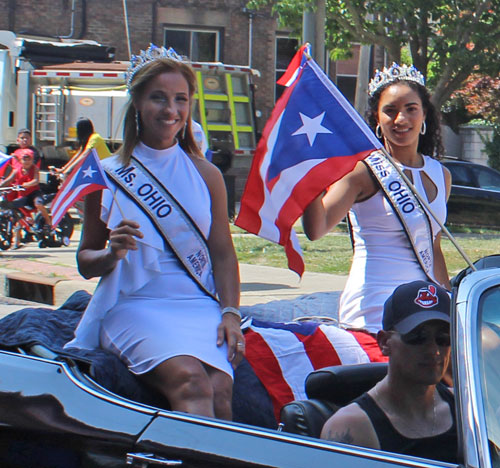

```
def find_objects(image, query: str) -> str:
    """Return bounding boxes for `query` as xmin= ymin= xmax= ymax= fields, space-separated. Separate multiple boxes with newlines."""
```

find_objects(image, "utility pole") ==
xmin=302 ymin=0 xmax=326 ymax=69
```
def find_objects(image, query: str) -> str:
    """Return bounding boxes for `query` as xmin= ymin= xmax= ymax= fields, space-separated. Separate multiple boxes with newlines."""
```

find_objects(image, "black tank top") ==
xmin=354 ymin=383 xmax=458 ymax=463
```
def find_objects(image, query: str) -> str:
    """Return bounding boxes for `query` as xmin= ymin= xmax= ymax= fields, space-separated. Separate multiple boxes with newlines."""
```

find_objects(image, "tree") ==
xmin=452 ymin=75 xmax=500 ymax=170
xmin=246 ymin=0 xmax=500 ymax=108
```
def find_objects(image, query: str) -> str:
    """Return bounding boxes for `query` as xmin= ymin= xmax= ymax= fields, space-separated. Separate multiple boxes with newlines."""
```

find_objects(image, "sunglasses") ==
xmin=399 ymin=329 xmax=451 ymax=347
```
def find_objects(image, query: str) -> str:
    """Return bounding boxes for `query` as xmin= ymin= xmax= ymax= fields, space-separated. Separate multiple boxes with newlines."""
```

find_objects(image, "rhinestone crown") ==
xmin=126 ymin=44 xmax=184 ymax=89
xmin=368 ymin=63 xmax=425 ymax=96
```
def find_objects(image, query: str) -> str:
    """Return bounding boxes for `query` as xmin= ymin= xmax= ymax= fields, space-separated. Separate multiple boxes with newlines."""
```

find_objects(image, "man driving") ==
xmin=321 ymin=280 xmax=458 ymax=463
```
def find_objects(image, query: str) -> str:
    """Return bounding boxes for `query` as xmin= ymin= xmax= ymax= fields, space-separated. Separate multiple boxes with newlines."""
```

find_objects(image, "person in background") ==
xmin=303 ymin=63 xmax=451 ymax=335
xmin=56 ymin=118 xmax=111 ymax=177
xmin=191 ymin=119 xmax=211 ymax=159
xmin=0 ymin=148 xmax=52 ymax=248
xmin=64 ymin=45 xmax=243 ymax=420
xmin=321 ymin=280 xmax=457 ymax=464
xmin=0 ymin=129 xmax=42 ymax=188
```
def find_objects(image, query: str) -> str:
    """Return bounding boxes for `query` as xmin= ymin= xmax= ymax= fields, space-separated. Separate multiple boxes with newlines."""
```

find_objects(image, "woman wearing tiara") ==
xmin=303 ymin=63 xmax=451 ymax=334
xmin=65 ymin=46 xmax=243 ymax=420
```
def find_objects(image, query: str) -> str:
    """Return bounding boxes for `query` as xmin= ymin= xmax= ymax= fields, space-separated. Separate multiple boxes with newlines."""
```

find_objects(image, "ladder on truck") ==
xmin=191 ymin=63 xmax=258 ymax=157
xmin=33 ymin=86 xmax=65 ymax=145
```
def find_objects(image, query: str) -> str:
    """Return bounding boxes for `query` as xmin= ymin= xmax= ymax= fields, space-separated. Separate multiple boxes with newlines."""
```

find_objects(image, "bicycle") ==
xmin=0 ymin=186 xmax=74 ymax=250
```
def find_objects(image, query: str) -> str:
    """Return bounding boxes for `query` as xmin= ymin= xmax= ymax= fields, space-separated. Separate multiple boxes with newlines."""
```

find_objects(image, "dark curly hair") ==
xmin=366 ymin=80 xmax=444 ymax=159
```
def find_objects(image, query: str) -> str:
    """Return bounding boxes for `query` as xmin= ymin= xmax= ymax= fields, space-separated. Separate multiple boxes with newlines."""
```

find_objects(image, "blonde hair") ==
xmin=119 ymin=58 xmax=202 ymax=165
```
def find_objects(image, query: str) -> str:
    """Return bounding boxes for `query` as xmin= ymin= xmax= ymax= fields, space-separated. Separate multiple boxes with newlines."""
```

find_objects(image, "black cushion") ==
xmin=280 ymin=399 xmax=338 ymax=438
xmin=279 ymin=363 xmax=388 ymax=438
xmin=306 ymin=362 xmax=388 ymax=406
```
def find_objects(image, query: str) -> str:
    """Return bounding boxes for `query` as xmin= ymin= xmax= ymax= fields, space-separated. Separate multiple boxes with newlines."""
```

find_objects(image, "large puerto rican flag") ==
xmin=243 ymin=319 xmax=387 ymax=420
xmin=235 ymin=50 xmax=383 ymax=276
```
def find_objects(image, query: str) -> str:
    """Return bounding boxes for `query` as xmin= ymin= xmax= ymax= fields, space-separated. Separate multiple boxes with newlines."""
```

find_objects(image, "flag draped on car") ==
xmin=243 ymin=319 xmax=387 ymax=420
xmin=51 ymin=149 xmax=110 ymax=228
xmin=235 ymin=51 xmax=382 ymax=276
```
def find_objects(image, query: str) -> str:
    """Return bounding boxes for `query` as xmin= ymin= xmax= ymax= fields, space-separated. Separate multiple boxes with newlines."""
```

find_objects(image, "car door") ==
xmin=454 ymin=266 xmax=500 ymax=468
xmin=445 ymin=162 xmax=483 ymax=226
xmin=129 ymin=408 xmax=460 ymax=467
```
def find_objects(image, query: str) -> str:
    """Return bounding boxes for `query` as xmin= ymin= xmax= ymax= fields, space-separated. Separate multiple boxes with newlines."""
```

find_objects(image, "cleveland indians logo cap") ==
xmin=383 ymin=280 xmax=451 ymax=334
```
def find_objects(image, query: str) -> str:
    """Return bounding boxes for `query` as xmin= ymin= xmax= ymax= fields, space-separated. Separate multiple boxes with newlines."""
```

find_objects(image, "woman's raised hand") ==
xmin=108 ymin=220 xmax=143 ymax=260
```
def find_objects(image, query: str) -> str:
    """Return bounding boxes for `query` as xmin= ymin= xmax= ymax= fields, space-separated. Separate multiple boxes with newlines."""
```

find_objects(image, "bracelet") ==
xmin=221 ymin=306 xmax=241 ymax=319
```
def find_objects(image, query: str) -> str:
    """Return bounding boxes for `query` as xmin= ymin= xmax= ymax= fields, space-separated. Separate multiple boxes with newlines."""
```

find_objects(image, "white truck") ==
xmin=0 ymin=30 xmax=259 ymax=184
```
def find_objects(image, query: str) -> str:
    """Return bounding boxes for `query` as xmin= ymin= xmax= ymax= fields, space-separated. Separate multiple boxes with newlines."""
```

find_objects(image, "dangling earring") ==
xmin=182 ymin=122 xmax=187 ymax=140
xmin=135 ymin=110 xmax=141 ymax=136
xmin=420 ymin=121 xmax=427 ymax=135
xmin=375 ymin=124 xmax=382 ymax=139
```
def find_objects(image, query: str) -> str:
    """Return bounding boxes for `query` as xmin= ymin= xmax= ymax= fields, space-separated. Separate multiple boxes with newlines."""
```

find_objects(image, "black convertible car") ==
xmin=0 ymin=256 xmax=499 ymax=467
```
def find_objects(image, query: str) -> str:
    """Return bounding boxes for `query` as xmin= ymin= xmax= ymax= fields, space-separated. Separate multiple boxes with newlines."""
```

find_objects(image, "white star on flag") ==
xmin=82 ymin=165 xmax=97 ymax=178
xmin=292 ymin=111 xmax=332 ymax=146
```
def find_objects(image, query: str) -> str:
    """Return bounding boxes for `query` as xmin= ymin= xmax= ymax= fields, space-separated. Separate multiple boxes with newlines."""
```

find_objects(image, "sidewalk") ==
xmin=0 ymin=231 xmax=347 ymax=318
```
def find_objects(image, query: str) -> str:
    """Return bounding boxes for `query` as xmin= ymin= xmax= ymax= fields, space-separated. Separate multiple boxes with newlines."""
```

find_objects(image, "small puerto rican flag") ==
xmin=0 ymin=151 xmax=13 ymax=170
xmin=51 ymin=149 xmax=110 ymax=228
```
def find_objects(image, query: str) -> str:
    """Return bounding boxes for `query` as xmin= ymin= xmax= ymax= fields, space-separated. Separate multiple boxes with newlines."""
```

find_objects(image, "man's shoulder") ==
xmin=320 ymin=400 xmax=378 ymax=448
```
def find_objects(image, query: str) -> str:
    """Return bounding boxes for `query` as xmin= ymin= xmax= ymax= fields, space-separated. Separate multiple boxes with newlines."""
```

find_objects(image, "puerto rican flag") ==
xmin=51 ymin=149 xmax=110 ymax=227
xmin=243 ymin=319 xmax=387 ymax=420
xmin=276 ymin=43 xmax=311 ymax=87
xmin=0 ymin=151 xmax=13 ymax=170
xmin=235 ymin=54 xmax=383 ymax=276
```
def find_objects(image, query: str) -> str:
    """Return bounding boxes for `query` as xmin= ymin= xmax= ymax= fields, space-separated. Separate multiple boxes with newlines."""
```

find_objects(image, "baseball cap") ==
xmin=17 ymin=128 xmax=31 ymax=135
xmin=382 ymin=280 xmax=450 ymax=334
xmin=19 ymin=148 xmax=35 ymax=159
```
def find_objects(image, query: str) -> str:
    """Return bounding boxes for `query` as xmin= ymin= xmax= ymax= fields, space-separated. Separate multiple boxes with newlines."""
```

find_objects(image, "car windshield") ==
xmin=478 ymin=285 xmax=500 ymax=466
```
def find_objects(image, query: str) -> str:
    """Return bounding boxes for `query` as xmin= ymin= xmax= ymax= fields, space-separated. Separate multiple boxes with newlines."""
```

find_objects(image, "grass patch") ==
xmin=233 ymin=224 xmax=500 ymax=277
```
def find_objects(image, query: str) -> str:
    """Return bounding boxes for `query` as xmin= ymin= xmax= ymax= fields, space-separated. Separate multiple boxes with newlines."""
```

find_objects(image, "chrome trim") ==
xmin=455 ymin=269 xmax=500 ymax=468
xmin=149 ymin=409 xmax=455 ymax=467
xmin=126 ymin=452 xmax=182 ymax=466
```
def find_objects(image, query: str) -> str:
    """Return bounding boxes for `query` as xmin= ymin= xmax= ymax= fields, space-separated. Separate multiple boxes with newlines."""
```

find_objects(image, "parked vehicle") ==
xmin=443 ymin=159 xmax=500 ymax=228
xmin=0 ymin=256 xmax=499 ymax=467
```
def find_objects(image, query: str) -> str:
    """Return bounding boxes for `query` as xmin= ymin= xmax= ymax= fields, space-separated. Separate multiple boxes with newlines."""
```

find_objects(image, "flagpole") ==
xmin=379 ymin=148 xmax=476 ymax=271
xmin=110 ymin=187 xmax=126 ymax=219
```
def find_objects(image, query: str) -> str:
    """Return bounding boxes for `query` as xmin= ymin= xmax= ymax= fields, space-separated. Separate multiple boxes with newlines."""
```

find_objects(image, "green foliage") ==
xmin=247 ymin=0 xmax=500 ymax=107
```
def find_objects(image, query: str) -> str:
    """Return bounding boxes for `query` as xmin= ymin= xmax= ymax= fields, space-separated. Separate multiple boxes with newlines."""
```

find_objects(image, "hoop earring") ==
xmin=375 ymin=124 xmax=382 ymax=139
xmin=135 ymin=110 xmax=141 ymax=136
xmin=420 ymin=121 xmax=427 ymax=135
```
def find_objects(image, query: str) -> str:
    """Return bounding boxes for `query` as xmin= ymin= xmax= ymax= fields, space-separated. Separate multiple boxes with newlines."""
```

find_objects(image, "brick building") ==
xmin=0 ymin=0 xmax=362 ymax=199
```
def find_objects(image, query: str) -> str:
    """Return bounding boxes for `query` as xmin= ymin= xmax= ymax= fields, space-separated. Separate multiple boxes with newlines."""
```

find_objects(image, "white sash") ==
xmin=105 ymin=155 xmax=217 ymax=300
xmin=364 ymin=151 xmax=436 ymax=282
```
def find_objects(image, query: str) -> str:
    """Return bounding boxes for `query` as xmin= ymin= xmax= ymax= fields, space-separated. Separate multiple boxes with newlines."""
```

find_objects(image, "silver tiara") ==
xmin=368 ymin=63 xmax=425 ymax=96
xmin=126 ymin=44 xmax=184 ymax=89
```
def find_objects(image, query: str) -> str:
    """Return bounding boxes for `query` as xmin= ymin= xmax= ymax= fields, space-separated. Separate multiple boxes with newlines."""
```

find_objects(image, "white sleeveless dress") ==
xmin=338 ymin=155 xmax=447 ymax=333
xmin=66 ymin=142 xmax=232 ymax=378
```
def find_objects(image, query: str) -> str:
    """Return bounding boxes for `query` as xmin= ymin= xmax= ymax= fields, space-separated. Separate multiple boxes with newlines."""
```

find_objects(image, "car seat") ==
xmin=280 ymin=362 xmax=388 ymax=438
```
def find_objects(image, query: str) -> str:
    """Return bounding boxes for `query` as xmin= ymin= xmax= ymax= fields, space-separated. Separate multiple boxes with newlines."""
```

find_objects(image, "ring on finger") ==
xmin=236 ymin=341 xmax=245 ymax=348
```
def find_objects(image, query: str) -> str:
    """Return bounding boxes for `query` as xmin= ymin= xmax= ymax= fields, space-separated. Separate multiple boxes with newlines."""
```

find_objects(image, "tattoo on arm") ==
xmin=325 ymin=427 xmax=355 ymax=444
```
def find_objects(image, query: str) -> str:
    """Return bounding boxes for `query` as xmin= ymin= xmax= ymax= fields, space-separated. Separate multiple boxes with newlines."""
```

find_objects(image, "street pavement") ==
xmin=0 ymin=230 xmax=347 ymax=318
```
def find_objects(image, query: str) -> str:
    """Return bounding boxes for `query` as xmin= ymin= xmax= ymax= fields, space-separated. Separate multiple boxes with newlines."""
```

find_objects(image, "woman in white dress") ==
xmin=302 ymin=64 xmax=452 ymax=334
xmin=71 ymin=46 xmax=243 ymax=420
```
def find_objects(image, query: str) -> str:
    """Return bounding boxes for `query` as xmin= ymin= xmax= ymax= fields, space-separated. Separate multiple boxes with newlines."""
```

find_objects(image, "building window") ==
xmin=275 ymin=36 xmax=299 ymax=101
xmin=164 ymin=28 xmax=219 ymax=62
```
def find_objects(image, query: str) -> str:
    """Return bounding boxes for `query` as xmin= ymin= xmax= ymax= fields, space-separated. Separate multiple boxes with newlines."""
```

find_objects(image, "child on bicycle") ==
xmin=0 ymin=148 xmax=51 ymax=249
